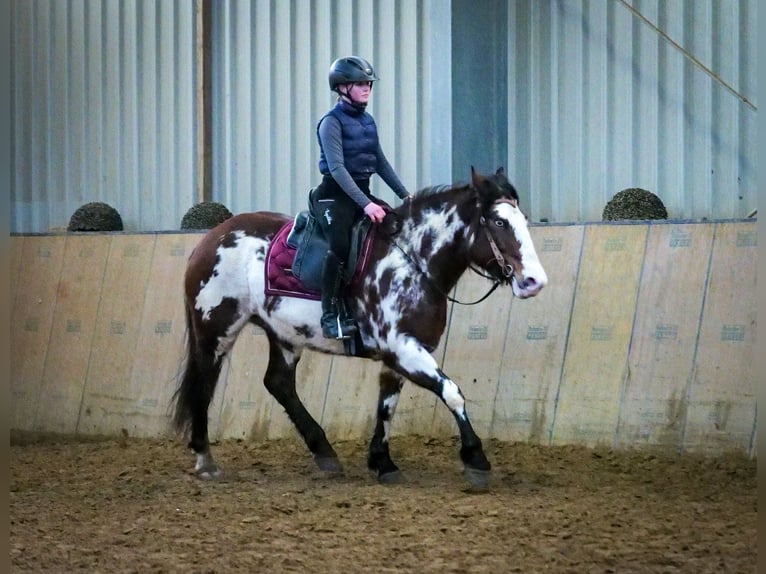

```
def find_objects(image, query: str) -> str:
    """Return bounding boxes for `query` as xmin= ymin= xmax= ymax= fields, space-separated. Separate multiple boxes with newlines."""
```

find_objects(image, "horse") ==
xmin=172 ymin=167 xmax=548 ymax=489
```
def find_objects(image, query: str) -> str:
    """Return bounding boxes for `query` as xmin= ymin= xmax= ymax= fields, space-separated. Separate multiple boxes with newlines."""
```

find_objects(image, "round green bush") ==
xmin=67 ymin=202 xmax=124 ymax=232
xmin=602 ymin=188 xmax=668 ymax=221
xmin=180 ymin=202 xmax=233 ymax=230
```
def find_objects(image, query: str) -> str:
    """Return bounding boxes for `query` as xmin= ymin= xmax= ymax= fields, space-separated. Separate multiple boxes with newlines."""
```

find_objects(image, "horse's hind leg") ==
xmin=187 ymin=350 xmax=225 ymax=479
xmin=367 ymin=367 xmax=405 ymax=483
xmin=174 ymin=327 xmax=229 ymax=479
xmin=263 ymin=335 xmax=343 ymax=474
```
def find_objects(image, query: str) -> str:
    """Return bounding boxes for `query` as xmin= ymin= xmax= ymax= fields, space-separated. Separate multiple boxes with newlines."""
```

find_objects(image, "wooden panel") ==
xmin=551 ymin=224 xmax=648 ymax=447
xmin=391 ymin=381 xmax=442 ymax=438
xmin=216 ymin=325 xmax=273 ymax=440
xmin=615 ymin=224 xmax=714 ymax=450
xmin=322 ymin=356 xmax=380 ymax=441
xmin=435 ymin=272 xmax=516 ymax=437
xmin=10 ymin=236 xmax=66 ymax=430
xmin=77 ymin=235 xmax=155 ymax=435
xmin=127 ymin=234 xmax=200 ymax=437
xmin=10 ymin=236 xmax=24 ymax=308
xmin=35 ymin=236 xmax=110 ymax=433
xmin=492 ymin=225 xmax=584 ymax=443
xmin=683 ymin=222 xmax=757 ymax=454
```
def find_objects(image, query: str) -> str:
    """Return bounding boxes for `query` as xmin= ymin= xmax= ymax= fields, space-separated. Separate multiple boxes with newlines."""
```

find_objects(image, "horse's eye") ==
xmin=494 ymin=219 xmax=505 ymax=227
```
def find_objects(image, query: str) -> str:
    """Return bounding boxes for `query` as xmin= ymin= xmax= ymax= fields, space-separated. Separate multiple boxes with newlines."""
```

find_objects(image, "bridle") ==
xmin=389 ymin=197 xmax=518 ymax=306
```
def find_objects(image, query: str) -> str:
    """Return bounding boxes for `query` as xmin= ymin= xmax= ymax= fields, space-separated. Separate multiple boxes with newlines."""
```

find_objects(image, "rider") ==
xmin=311 ymin=55 xmax=411 ymax=339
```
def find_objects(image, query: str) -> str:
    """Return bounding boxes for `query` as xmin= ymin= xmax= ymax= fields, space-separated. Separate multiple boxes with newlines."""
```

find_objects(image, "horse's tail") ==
xmin=170 ymin=300 xmax=219 ymax=438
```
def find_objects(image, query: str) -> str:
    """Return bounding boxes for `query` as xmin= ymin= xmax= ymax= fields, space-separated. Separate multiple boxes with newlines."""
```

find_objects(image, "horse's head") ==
xmin=468 ymin=167 xmax=547 ymax=299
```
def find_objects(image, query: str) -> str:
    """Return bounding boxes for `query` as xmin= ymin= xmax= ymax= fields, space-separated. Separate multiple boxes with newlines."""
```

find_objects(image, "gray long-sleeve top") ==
xmin=317 ymin=114 xmax=409 ymax=209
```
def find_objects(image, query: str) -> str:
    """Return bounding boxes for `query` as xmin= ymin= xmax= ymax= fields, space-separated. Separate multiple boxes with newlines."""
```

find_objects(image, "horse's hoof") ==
xmin=378 ymin=470 xmax=404 ymax=485
xmin=463 ymin=467 xmax=491 ymax=492
xmin=195 ymin=465 xmax=223 ymax=480
xmin=194 ymin=452 xmax=222 ymax=480
xmin=314 ymin=457 xmax=344 ymax=475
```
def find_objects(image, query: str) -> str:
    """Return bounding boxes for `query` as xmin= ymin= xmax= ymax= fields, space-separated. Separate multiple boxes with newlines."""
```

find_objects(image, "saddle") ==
xmin=264 ymin=210 xmax=376 ymax=301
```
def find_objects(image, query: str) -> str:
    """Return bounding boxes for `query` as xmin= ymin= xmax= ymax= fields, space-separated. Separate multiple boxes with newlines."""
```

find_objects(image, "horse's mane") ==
xmin=412 ymin=182 xmax=471 ymax=200
xmin=385 ymin=170 xmax=520 ymax=232
xmin=410 ymin=171 xmax=519 ymax=205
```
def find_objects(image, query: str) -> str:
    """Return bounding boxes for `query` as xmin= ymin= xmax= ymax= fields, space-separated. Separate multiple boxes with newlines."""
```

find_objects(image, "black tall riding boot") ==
xmin=320 ymin=251 xmax=357 ymax=339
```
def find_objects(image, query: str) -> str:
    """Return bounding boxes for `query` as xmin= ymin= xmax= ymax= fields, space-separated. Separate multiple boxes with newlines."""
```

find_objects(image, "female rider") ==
xmin=311 ymin=56 xmax=411 ymax=339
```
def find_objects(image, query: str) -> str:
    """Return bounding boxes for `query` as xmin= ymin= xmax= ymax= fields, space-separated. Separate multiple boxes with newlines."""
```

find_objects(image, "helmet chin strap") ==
xmin=339 ymin=87 xmax=369 ymax=110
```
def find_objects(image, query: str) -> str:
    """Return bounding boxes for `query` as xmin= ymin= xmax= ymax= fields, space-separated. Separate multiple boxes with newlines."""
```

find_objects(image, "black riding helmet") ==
xmin=328 ymin=56 xmax=379 ymax=92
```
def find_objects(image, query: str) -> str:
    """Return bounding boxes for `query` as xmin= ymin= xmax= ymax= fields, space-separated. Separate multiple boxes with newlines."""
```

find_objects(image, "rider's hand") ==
xmin=363 ymin=202 xmax=387 ymax=223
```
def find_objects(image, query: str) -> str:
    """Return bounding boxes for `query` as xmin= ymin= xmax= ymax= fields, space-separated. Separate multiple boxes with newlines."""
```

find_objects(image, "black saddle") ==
xmin=287 ymin=210 xmax=372 ymax=293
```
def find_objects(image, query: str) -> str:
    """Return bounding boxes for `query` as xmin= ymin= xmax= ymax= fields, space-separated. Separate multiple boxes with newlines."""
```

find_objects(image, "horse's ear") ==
xmin=496 ymin=166 xmax=505 ymax=176
xmin=471 ymin=166 xmax=484 ymax=187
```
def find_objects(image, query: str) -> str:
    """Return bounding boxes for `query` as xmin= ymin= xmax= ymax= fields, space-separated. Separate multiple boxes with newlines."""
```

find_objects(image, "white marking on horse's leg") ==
xmin=440 ymin=378 xmax=466 ymax=421
xmin=382 ymin=393 xmax=400 ymax=442
xmin=278 ymin=344 xmax=298 ymax=366
xmin=213 ymin=313 xmax=250 ymax=362
xmin=389 ymin=335 xmax=438 ymax=374
xmin=389 ymin=335 xmax=467 ymax=420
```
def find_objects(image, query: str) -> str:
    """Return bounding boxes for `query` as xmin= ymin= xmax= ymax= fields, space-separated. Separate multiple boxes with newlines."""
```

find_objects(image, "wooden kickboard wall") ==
xmin=10 ymin=221 xmax=758 ymax=456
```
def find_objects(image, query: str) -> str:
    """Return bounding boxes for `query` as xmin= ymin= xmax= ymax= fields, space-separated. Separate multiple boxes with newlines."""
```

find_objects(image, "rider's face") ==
xmin=341 ymin=82 xmax=372 ymax=103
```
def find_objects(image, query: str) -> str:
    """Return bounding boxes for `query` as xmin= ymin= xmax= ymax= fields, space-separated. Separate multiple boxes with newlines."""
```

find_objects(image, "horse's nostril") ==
xmin=525 ymin=278 xmax=537 ymax=289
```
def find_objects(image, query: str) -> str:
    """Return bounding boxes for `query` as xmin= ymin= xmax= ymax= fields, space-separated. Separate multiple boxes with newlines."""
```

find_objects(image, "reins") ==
xmin=390 ymin=240 xmax=503 ymax=305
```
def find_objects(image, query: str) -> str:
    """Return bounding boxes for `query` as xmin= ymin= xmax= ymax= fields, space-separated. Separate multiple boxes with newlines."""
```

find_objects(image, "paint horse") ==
xmin=172 ymin=167 xmax=547 ymax=489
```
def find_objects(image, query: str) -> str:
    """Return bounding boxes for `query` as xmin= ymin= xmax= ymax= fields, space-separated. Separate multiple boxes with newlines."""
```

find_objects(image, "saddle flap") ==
xmin=286 ymin=210 xmax=310 ymax=249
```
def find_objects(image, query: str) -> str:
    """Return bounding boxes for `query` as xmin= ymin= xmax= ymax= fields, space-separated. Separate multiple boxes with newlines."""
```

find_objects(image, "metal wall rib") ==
xmin=210 ymin=0 xmax=436 ymax=217
xmin=507 ymin=0 xmax=756 ymax=223
xmin=10 ymin=0 xmax=756 ymax=232
xmin=11 ymin=0 xmax=197 ymax=233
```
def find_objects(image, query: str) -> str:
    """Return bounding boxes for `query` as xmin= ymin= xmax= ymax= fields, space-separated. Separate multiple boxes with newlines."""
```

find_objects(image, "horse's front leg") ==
xmin=384 ymin=342 xmax=491 ymax=489
xmin=368 ymin=366 xmax=405 ymax=483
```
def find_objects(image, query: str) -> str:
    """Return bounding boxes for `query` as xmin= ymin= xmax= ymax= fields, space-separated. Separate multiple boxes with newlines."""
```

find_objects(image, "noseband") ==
xmin=478 ymin=218 xmax=515 ymax=281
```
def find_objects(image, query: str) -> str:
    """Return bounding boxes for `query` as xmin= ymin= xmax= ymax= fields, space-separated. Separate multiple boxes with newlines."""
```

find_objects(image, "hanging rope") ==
xmin=617 ymin=0 xmax=757 ymax=112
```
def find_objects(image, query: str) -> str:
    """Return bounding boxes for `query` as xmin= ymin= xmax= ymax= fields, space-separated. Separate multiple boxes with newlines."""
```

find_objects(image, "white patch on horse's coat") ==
xmin=493 ymin=202 xmax=548 ymax=297
xmin=195 ymin=232 xmax=345 ymax=354
xmin=404 ymin=205 xmax=464 ymax=260
xmin=441 ymin=379 xmax=466 ymax=420
xmin=388 ymin=334 xmax=437 ymax=374
xmin=195 ymin=231 xmax=254 ymax=321
xmin=358 ymin=204 xmax=468 ymax=351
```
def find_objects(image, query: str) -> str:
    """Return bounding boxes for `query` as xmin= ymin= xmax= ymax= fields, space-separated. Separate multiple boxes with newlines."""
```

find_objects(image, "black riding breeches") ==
xmin=310 ymin=176 xmax=372 ymax=265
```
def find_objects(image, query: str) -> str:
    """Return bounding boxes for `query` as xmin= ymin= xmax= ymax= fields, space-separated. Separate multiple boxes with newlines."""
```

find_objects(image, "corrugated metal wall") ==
xmin=10 ymin=0 xmax=756 ymax=232
xmin=508 ymin=0 xmax=757 ymax=222
xmin=11 ymin=0 xmax=197 ymax=232
xmin=210 ymin=0 xmax=447 ymax=216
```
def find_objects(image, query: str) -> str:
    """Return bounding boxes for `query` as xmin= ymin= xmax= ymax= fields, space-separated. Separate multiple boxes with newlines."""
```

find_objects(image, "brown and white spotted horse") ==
xmin=172 ymin=167 xmax=547 ymax=489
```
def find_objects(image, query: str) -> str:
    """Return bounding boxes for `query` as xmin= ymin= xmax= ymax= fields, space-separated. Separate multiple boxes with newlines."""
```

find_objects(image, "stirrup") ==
xmin=322 ymin=315 xmax=356 ymax=340
xmin=336 ymin=315 xmax=357 ymax=340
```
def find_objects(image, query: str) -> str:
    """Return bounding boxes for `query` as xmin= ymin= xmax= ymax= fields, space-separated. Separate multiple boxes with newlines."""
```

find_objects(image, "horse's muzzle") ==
xmin=512 ymin=275 xmax=544 ymax=299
